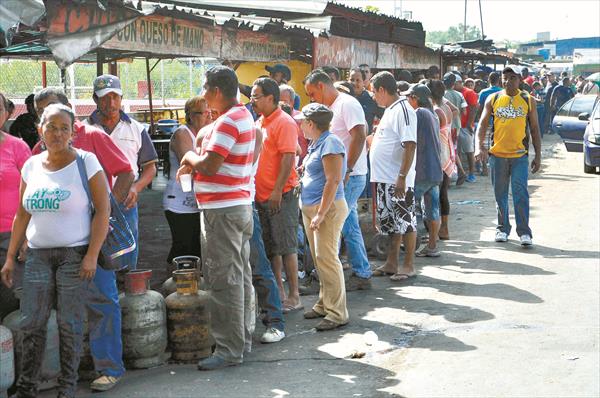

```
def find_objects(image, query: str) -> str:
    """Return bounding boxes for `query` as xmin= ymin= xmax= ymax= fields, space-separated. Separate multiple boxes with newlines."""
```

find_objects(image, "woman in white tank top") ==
xmin=162 ymin=96 xmax=211 ymax=264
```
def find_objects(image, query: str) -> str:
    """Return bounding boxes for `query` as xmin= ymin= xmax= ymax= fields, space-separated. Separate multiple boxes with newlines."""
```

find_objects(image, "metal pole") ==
xmin=69 ymin=65 xmax=76 ymax=102
xmin=146 ymin=57 xmax=155 ymax=134
xmin=160 ymin=60 xmax=164 ymax=102
xmin=60 ymin=68 xmax=67 ymax=93
xmin=189 ymin=59 xmax=193 ymax=97
xmin=479 ymin=0 xmax=485 ymax=43
xmin=463 ymin=0 xmax=467 ymax=41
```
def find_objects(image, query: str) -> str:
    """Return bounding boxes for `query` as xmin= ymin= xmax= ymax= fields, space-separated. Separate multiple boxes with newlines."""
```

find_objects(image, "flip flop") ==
xmin=389 ymin=273 xmax=417 ymax=282
xmin=372 ymin=267 xmax=395 ymax=277
xmin=282 ymin=302 xmax=304 ymax=314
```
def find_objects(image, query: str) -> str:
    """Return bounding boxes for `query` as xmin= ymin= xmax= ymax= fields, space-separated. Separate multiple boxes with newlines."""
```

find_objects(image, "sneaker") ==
xmin=466 ymin=174 xmax=477 ymax=183
xmin=416 ymin=246 xmax=441 ymax=257
xmin=90 ymin=375 xmax=121 ymax=392
xmin=345 ymin=273 xmax=372 ymax=291
xmin=520 ymin=234 xmax=533 ymax=246
xmin=260 ymin=328 xmax=285 ymax=344
xmin=495 ymin=231 xmax=508 ymax=242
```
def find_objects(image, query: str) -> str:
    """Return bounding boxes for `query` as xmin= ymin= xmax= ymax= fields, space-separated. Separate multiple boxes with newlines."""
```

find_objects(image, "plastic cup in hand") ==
xmin=180 ymin=174 xmax=193 ymax=192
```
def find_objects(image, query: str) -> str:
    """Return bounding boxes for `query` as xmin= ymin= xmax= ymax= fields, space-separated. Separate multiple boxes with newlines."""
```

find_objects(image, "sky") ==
xmin=338 ymin=0 xmax=600 ymax=43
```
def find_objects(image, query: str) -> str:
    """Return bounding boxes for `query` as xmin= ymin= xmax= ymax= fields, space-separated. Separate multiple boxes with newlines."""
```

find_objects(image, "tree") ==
xmin=364 ymin=5 xmax=380 ymax=13
xmin=426 ymin=24 xmax=482 ymax=45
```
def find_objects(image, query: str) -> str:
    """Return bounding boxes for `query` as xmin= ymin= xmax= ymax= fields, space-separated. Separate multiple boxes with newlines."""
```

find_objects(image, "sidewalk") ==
xmin=38 ymin=134 xmax=599 ymax=397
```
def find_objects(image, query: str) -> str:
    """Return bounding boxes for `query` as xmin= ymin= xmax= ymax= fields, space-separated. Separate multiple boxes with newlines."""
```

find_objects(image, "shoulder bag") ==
xmin=75 ymin=152 xmax=136 ymax=270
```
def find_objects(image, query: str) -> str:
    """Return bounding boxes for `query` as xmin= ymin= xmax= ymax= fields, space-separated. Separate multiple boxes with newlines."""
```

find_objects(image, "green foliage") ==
xmin=0 ymin=59 xmax=205 ymax=100
xmin=364 ymin=5 xmax=380 ymax=13
xmin=426 ymin=24 xmax=482 ymax=45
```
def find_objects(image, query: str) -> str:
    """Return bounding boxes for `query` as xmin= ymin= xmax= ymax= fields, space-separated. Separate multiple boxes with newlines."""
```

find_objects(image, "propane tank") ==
xmin=119 ymin=270 xmax=167 ymax=369
xmin=0 ymin=325 xmax=14 ymax=398
xmin=165 ymin=270 xmax=212 ymax=362
xmin=2 ymin=290 xmax=60 ymax=384
xmin=161 ymin=256 xmax=203 ymax=297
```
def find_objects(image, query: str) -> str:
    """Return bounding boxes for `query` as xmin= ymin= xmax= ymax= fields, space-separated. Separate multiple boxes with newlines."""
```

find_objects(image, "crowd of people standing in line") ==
xmin=1 ymin=58 xmax=575 ymax=396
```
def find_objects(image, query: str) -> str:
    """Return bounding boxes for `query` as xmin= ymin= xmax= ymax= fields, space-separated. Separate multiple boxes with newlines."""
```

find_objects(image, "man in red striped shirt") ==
xmin=178 ymin=66 xmax=256 ymax=370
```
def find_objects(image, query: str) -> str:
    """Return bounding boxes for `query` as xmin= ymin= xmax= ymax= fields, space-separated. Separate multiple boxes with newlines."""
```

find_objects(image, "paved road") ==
xmin=38 ymin=135 xmax=599 ymax=397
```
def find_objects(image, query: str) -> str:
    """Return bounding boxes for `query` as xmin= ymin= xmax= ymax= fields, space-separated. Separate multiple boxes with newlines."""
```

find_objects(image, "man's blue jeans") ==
xmin=537 ymin=106 xmax=546 ymax=138
xmin=85 ymin=266 xmax=125 ymax=377
xmin=82 ymin=203 xmax=136 ymax=378
xmin=120 ymin=204 xmax=139 ymax=271
xmin=342 ymin=175 xmax=371 ymax=279
xmin=250 ymin=206 xmax=284 ymax=332
xmin=489 ymin=155 xmax=532 ymax=237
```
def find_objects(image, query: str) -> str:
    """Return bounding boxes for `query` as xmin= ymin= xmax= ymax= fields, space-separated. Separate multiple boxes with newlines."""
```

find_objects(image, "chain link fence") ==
xmin=0 ymin=58 xmax=210 ymax=101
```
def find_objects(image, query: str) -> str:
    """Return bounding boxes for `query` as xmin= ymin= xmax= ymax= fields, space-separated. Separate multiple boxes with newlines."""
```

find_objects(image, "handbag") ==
xmin=75 ymin=153 xmax=136 ymax=270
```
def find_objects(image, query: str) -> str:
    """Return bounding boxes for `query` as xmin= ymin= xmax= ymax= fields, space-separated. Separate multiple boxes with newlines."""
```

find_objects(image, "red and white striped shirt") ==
xmin=194 ymin=104 xmax=255 ymax=209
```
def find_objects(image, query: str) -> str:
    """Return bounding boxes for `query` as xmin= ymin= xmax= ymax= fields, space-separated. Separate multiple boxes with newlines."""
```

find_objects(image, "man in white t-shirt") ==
xmin=304 ymin=69 xmax=371 ymax=291
xmin=369 ymin=71 xmax=418 ymax=281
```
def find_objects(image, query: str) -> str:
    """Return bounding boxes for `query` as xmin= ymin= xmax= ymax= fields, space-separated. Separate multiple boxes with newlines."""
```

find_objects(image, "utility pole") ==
xmin=393 ymin=0 xmax=402 ymax=18
xmin=479 ymin=0 xmax=485 ymax=42
xmin=463 ymin=0 xmax=467 ymax=41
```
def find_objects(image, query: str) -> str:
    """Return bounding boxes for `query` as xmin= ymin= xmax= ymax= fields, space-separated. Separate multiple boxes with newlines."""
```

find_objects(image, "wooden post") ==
xmin=311 ymin=36 xmax=317 ymax=70
xmin=109 ymin=61 xmax=118 ymax=77
xmin=146 ymin=57 xmax=154 ymax=134
xmin=97 ymin=49 xmax=104 ymax=76
xmin=42 ymin=62 xmax=47 ymax=88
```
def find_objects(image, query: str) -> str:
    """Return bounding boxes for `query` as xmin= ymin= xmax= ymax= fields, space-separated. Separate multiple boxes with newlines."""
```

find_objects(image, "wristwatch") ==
xmin=347 ymin=167 xmax=353 ymax=173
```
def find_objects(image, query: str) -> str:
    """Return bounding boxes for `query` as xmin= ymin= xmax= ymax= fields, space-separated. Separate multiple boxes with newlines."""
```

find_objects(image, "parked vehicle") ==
xmin=582 ymin=98 xmax=600 ymax=173
xmin=552 ymin=95 xmax=599 ymax=152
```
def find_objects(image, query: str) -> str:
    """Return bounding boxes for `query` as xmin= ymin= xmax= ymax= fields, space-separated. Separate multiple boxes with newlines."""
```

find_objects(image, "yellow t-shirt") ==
xmin=489 ymin=90 xmax=531 ymax=158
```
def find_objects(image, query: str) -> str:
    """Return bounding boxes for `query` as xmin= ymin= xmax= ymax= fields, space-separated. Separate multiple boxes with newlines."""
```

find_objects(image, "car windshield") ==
xmin=593 ymin=100 xmax=600 ymax=120
xmin=556 ymin=99 xmax=572 ymax=117
xmin=570 ymin=96 xmax=597 ymax=117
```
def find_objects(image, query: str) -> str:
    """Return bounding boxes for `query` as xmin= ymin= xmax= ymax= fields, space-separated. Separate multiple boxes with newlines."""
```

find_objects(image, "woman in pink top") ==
xmin=428 ymin=80 xmax=457 ymax=240
xmin=0 ymin=91 xmax=32 ymax=317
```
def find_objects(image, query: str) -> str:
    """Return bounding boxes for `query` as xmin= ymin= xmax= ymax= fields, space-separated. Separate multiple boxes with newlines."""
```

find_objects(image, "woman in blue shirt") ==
xmin=294 ymin=103 xmax=349 ymax=331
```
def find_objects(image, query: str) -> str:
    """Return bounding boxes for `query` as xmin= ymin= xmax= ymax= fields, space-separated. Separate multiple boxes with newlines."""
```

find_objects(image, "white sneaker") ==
xmin=520 ymin=234 xmax=533 ymax=246
xmin=495 ymin=231 xmax=508 ymax=242
xmin=260 ymin=328 xmax=285 ymax=344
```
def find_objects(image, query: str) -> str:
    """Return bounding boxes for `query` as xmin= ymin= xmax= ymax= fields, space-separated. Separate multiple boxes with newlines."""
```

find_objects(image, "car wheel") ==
xmin=372 ymin=234 xmax=389 ymax=261
xmin=584 ymin=161 xmax=596 ymax=174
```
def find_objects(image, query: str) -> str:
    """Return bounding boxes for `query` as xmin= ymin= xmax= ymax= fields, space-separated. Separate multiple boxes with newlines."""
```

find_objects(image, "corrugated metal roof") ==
xmin=155 ymin=0 xmax=328 ymax=15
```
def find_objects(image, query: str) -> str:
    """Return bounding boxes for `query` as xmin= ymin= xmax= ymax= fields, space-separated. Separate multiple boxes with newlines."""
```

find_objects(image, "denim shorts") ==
xmin=414 ymin=181 xmax=441 ymax=221
xmin=458 ymin=128 xmax=475 ymax=154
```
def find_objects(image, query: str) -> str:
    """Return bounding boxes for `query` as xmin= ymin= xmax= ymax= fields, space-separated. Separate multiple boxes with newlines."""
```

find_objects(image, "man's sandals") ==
xmin=372 ymin=266 xmax=416 ymax=282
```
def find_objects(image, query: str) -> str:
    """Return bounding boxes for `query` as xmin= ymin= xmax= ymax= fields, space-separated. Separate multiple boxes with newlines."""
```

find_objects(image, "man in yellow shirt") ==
xmin=476 ymin=66 xmax=542 ymax=246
